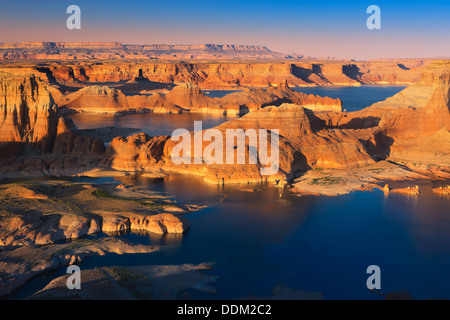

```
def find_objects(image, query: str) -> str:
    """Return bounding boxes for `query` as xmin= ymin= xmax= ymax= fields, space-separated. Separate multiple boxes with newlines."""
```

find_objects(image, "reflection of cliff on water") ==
xmin=382 ymin=179 xmax=450 ymax=253
xmin=116 ymin=173 xmax=318 ymax=245
xmin=66 ymin=112 xmax=237 ymax=137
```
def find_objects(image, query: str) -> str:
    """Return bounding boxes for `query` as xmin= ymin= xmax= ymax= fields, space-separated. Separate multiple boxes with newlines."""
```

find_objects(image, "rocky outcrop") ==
xmin=59 ymin=80 xmax=341 ymax=115
xmin=433 ymin=185 xmax=450 ymax=196
xmin=29 ymin=263 xmax=217 ymax=300
xmin=58 ymin=85 xmax=130 ymax=114
xmin=320 ymin=60 xmax=450 ymax=163
xmin=0 ymin=181 xmax=196 ymax=251
xmin=0 ymin=42 xmax=290 ymax=61
xmin=0 ymin=71 xmax=61 ymax=155
xmin=104 ymin=62 xmax=450 ymax=185
xmin=105 ymin=133 xmax=169 ymax=172
xmin=105 ymin=103 xmax=375 ymax=184
xmin=2 ymin=59 xmax=428 ymax=90
xmin=129 ymin=213 xmax=190 ymax=234
xmin=0 ymin=238 xmax=160 ymax=297
xmin=102 ymin=213 xmax=190 ymax=235
xmin=0 ymin=70 xmax=105 ymax=161
xmin=390 ymin=186 xmax=420 ymax=196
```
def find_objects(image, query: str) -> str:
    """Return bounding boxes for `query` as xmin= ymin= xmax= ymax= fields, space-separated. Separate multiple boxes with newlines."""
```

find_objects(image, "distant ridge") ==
xmin=0 ymin=42 xmax=271 ymax=52
xmin=0 ymin=42 xmax=292 ymax=61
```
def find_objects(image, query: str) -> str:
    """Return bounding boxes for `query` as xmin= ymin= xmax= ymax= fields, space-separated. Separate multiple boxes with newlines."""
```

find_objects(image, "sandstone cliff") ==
xmin=0 ymin=71 xmax=105 ymax=161
xmin=0 ymin=42 xmax=290 ymax=61
xmin=58 ymin=80 xmax=341 ymax=115
xmin=104 ymin=62 xmax=450 ymax=185
xmin=105 ymin=103 xmax=375 ymax=184
xmin=6 ymin=59 xmax=428 ymax=90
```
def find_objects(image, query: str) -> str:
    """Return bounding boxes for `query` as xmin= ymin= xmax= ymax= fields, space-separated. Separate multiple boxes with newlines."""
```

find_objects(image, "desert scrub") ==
xmin=310 ymin=176 xmax=342 ymax=185
xmin=91 ymin=188 xmax=174 ymax=210
xmin=109 ymin=266 xmax=153 ymax=299
xmin=51 ymin=198 xmax=88 ymax=217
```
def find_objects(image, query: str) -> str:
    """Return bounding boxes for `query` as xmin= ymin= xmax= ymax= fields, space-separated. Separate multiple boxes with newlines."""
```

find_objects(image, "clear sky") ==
xmin=0 ymin=0 xmax=449 ymax=59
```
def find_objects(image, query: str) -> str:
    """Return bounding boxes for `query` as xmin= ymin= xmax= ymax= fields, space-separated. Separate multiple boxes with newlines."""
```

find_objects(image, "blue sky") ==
xmin=0 ymin=0 xmax=449 ymax=59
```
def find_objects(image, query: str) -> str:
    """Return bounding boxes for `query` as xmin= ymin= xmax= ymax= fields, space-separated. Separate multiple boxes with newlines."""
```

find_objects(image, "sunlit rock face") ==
xmin=0 ymin=70 xmax=105 ymax=160
xmin=104 ymin=62 xmax=450 ymax=185
xmin=0 ymin=71 xmax=60 ymax=151
xmin=56 ymin=80 xmax=342 ymax=116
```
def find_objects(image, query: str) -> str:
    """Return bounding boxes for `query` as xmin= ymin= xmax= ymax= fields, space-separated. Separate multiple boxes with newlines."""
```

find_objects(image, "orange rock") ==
xmin=0 ymin=70 xmax=105 ymax=160
xmin=3 ymin=186 xmax=48 ymax=200
xmin=433 ymin=185 xmax=450 ymax=195
xmin=104 ymin=60 xmax=450 ymax=185
xmin=58 ymin=80 xmax=342 ymax=115
xmin=105 ymin=103 xmax=375 ymax=184
xmin=131 ymin=213 xmax=190 ymax=235
xmin=0 ymin=45 xmax=428 ymax=87
xmin=391 ymin=186 xmax=420 ymax=195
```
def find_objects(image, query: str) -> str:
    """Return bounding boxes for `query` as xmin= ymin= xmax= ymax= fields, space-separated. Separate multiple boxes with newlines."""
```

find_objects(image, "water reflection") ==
xmin=293 ymin=86 xmax=406 ymax=112
xmin=66 ymin=113 xmax=237 ymax=136
xmin=6 ymin=172 xmax=450 ymax=300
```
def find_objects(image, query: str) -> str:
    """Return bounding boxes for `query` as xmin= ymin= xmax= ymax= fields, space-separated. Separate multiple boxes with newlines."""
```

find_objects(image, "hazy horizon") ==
xmin=1 ymin=0 xmax=450 ymax=60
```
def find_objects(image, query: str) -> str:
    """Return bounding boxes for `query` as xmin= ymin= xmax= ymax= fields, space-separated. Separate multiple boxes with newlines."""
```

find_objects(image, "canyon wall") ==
xmin=104 ymin=61 xmax=450 ymax=185
xmin=0 ymin=70 xmax=105 ymax=161
xmin=58 ymin=80 xmax=342 ymax=115
xmin=1 ymin=60 xmax=429 ymax=90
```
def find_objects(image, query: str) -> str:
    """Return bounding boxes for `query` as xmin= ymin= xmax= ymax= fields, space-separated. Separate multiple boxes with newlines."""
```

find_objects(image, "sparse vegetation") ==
xmin=52 ymin=198 xmax=87 ymax=217
xmin=309 ymin=176 xmax=342 ymax=185
xmin=110 ymin=267 xmax=153 ymax=299
xmin=91 ymin=187 xmax=174 ymax=210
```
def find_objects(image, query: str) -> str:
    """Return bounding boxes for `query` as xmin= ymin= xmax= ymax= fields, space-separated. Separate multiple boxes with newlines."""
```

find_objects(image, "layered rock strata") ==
xmin=104 ymin=61 xmax=450 ymax=185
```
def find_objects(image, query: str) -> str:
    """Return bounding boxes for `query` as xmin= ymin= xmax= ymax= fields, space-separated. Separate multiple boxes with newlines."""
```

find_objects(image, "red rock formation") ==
xmin=2 ymin=59 xmax=428 ymax=89
xmin=104 ymin=61 xmax=450 ymax=185
xmin=390 ymin=186 xmax=420 ymax=195
xmin=319 ymin=60 xmax=450 ymax=162
xmin=0 ymin=70 xmax=61 ymax=154
xmin=105 ymin=103 xmax=373 ymax=184
xmin=0 ymin=70 xmax=105 ymax=161
xmin=57 ymin=80 xmax=341 ymax=115
xmin=59 ymin=86 xmax=131 ymax=114
xmin=0 ymin=42 xmax=288 ymax=61
xmin=433 ymin=185 xmax=450 ymax=195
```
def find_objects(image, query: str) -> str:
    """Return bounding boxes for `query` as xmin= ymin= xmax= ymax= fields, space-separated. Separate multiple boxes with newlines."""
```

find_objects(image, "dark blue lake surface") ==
xmin=202 ymin=86 xmax=406 ymax=112
xmin=11 ymin=86 xmax=450 ymax=300
xmin=293 ymin=86 xmax=406 ymax=112
xmin=203 ymin=90 xmax=241 ymax=98
xmin=68 ymin=112 xmax=238 ymax=136
xmin=91 ymin=176 xmax=450 ymax=300
xmin=10 ymin=175 xmax=450 ymax=300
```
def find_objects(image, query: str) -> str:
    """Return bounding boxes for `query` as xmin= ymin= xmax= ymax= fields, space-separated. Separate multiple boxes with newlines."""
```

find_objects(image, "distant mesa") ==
xmin=0 ymin=42 xmax=296 ymax=61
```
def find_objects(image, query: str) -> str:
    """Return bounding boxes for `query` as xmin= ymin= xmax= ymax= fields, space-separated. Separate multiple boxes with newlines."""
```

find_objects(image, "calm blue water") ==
xmin=67 ymin=112 xmax=238 ymax=136
xmin=10 ymin=175 xmax=450 ymax=300
xmin=203 ymin=90 xmax=241 ymax=98
xmin=293 ymin=86 xmax=406 ymax=112
xmin=90 ymin=176 xmax=450 ymax=300
xmin=10 ymin=86 xmax=450 ymax=300
xmin=202 ymin=86 xmax=406 ymax=112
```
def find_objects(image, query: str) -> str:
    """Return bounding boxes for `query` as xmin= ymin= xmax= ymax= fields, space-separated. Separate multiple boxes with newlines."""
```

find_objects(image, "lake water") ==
xmin=202 ymin=86 xmax=407 ymax=112
xmin=68 ymin=86 xmax=405 ymax=134
xmin=293 ymin=86 xmax=406 ymax=112
xmin=67 ymin=113 xmax=238 ymax=136
xmin=10 ymin=86 xmax=450 ymax=300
